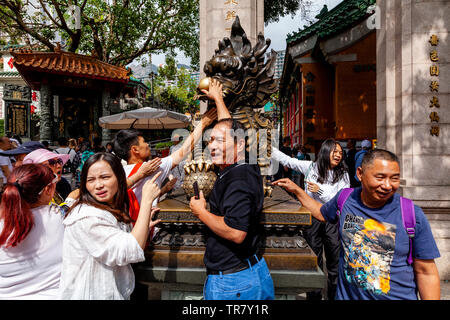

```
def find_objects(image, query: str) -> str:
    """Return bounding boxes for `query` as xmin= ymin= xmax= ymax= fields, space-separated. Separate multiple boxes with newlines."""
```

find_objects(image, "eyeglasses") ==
xmin=38 ymin=174 xmax=59 ymax=195
xmin=47 ymin=158 xmax=64 ymax=166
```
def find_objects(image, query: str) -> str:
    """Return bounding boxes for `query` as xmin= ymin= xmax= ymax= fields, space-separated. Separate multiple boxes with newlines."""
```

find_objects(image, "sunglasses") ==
xmin=38 ymin=173 xmax=59 ymax=195
xmin=47 ymin=158 xmax=64 ymax=166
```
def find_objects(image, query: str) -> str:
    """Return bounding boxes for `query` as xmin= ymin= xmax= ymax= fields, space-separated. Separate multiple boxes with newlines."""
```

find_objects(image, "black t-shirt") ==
xmin=205 ymin=163 xmax=264 ymax=271
xmin=56 ymin=177 xmax=72 ymax=200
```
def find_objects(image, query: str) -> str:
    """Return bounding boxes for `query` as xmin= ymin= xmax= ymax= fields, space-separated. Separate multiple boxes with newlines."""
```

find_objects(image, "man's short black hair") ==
xmin=215 ymin=118 xmax=246 ymax=137
xmin=283 ymin=136 xmax=291 ymax=144
xmin=57 ymin=137 xmax=68 ymax=146
xmin=112 ymin=129 xmax=143 ymax=161
xmin=361 ymin=149 xmax=400 ymax=169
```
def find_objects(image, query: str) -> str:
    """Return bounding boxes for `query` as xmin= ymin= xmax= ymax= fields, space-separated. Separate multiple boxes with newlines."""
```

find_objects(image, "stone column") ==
xmin=199 ymin=0 xmax=264 ymax=113
xmin=39 ymin=83 xmax=53 ymax=142
xmin=377 ymin=0 xmax=450 ymax=279
xmin=377 ymin=0 xmax=450 ymax=206
xmin=101 ymin=89 xmax=112 ymax=143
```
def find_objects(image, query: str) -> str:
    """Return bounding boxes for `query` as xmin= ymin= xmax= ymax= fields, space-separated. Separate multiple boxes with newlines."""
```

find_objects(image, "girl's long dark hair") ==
xmin=67 ymin=152 xmax=131 ymax=223
xmin=315 ymin=138 xmax=348 ymax=184
xmin=0 ymin=164 xmax=55 ymax=248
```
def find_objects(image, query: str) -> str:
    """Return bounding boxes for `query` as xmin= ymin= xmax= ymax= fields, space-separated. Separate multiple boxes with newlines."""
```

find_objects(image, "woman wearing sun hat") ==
xmin=23 ymin=148 xmax=72 ymax=213
xmin=0 ymin=141 xmax=46 ymax=168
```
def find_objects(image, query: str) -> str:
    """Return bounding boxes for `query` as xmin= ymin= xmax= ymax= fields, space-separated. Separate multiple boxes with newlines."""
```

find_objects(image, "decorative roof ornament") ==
xmin=315 ymin=5 xmax=329 ymax=19
xmin=287 ymin=0 xmax=377 ymax=44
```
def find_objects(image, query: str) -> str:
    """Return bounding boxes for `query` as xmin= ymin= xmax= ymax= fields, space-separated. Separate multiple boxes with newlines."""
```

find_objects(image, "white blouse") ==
xmin=59 ymin=204 xmax=145 ymax=300
xmin=0 ymin=204 xmax=64 ymax=299
xmin=272 ymin=147 xmax=350 ymax=204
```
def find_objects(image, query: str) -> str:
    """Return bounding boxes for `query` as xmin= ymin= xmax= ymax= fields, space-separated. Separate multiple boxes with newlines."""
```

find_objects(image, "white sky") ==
xmin=151 ymin=0 xmax=343 ymax=67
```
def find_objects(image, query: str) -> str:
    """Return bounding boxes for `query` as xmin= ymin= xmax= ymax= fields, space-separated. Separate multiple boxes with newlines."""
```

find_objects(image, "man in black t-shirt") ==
xmin=190 ymin=79 xmax=274 ymax=300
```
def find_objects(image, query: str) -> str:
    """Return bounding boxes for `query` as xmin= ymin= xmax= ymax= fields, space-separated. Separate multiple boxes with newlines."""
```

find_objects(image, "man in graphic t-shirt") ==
xmin=273 ymin=149 xmax=440 ymax=300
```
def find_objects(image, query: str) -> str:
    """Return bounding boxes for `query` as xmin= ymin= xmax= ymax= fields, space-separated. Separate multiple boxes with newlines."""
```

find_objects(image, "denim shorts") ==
xmin=203 ymin=256 xmax=275 ymax=300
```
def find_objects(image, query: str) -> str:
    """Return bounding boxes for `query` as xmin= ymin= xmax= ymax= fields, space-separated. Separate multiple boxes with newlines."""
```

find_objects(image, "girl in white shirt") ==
xmin=59 ymin=152 xmax=161 ymax=300
xmin=0 ymin=164 xmax=62 ymax=299
xmin=272 ymin=139 xmax=349 ymax=300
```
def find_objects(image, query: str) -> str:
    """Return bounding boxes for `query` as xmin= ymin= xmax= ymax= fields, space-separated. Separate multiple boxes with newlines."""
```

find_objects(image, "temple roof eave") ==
xmin=10 ymin=48 xmax=130 ymax=86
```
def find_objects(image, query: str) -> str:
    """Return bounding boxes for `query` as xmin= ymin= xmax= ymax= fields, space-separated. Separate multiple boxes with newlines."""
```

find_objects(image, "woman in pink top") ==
xmin=0 ymin=164 xmax=63 ymax=299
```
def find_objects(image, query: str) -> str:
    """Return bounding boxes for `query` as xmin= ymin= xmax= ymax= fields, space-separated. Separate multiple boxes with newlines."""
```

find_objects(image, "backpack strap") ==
xmin=335 ymin=188 xmax=354 ymax=240
xmin=337 ymin=188 xmax=354 ymax=218
xmin=400 ymin=196 xmax=416 ymax=265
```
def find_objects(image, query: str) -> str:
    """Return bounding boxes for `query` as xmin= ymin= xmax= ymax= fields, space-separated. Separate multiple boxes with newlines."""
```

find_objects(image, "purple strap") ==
xmin=337 ymin=188 xmax=354 ymax=217
xmin=336 ymin=188 xmax=354 ymax=240
xmin=400 ymin=197 xmax=416 ymax=265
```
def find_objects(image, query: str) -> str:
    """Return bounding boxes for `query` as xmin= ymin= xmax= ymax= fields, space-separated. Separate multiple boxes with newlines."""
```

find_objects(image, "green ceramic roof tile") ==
xmin=0 ymin=71 xmax=21 ymax=78
xmin=287 ymin=0 xmax=376 ymax=44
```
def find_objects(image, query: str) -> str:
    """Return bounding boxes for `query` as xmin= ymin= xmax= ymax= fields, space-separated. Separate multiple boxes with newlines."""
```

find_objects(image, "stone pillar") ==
xmin=377 ymin=0 xmax=450 ymax=279
xmin=39 ymin=83 xmax=53 ymax=142
xmin=101 ymin=90 xmax=112 ymax=143
xmin=199 ymin=0 xmax=264 ymax=113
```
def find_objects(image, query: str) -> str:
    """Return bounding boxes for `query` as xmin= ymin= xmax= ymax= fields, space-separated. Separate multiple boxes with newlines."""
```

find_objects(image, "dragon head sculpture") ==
xmin=195 ymin=16 xmax=279 ymax=113
xmin=184 ymin=16 xmax=278 ymax=199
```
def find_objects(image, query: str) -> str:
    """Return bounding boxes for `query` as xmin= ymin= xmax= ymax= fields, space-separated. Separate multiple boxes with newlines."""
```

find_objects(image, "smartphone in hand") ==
xmin=193 ymin=181 xmax=200 ymax=200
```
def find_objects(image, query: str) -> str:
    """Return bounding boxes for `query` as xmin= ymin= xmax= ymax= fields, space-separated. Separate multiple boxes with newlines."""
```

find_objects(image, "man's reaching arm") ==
xmin=272 ymin=178 xmax=326 ymax=222
xmin=170 ymin=108 xmax=217 ymax=170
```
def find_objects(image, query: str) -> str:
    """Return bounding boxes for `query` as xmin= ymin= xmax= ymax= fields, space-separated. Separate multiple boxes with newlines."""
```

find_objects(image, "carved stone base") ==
xmin=146 ymin=235 xmax=316 ymax=271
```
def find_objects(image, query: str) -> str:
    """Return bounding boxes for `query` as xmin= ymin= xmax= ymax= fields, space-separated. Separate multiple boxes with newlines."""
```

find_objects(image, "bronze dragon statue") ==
xmin=182 ymin=16 xmax=279 ymax=199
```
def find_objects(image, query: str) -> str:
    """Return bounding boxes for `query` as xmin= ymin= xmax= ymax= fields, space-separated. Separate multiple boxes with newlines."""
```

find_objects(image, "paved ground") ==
xmin=295 ymin=280 xmax=450 ymax=300
xmin=441 ymin=281 xmax=450 ymax=300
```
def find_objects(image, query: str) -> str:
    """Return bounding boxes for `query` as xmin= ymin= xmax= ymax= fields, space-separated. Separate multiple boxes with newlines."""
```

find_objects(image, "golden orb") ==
xmin=198 ymin=77 xmax=211 ymax=91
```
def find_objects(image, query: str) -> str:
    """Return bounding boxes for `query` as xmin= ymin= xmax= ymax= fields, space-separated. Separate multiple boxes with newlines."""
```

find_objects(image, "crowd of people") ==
xmin=0 ymin=79 xmax=441 ymax=300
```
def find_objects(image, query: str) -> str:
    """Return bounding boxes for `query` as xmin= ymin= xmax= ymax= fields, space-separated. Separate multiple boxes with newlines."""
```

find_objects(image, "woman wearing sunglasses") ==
xmin=23 ymin=148 xmax=72 ymax=213
xmin=0 ymin=164 xmax=63 ymax=299
xmin=59 ymin=152 xmax=161 ymax=300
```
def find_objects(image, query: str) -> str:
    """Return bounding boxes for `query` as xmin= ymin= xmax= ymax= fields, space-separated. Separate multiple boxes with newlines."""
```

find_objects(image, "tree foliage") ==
xmin=264 ymin=0 xmax=312 ymax=25
xmin=0 ymin=0 xmax=199 ymax=66
xmin=148 ymin=55 xmax=198 ymax=115
xmin=0 ymin=0 xmax=312 ymax=67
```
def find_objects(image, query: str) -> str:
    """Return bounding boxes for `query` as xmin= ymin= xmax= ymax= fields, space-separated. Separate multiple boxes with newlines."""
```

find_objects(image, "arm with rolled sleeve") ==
xmin=71 ymin=216 xmax=145 ymax=267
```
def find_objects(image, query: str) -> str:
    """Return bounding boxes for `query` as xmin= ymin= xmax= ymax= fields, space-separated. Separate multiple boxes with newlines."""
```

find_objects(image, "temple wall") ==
xmin=377 ymin=0 xmax=450 ymax=279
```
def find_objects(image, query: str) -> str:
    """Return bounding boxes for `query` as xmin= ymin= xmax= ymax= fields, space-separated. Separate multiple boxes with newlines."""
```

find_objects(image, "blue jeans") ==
xmin=203 ymin=256 xmax=275 ymax=300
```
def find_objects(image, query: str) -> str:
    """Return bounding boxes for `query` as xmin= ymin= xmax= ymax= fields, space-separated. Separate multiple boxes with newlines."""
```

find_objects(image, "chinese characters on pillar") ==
xmin=428 ymin=35 xmax=441 ymax=137
xmin=31 ymin=90 xmax=39 ymax=114
xmin=224 ymin=0 xmax=238 ymax=32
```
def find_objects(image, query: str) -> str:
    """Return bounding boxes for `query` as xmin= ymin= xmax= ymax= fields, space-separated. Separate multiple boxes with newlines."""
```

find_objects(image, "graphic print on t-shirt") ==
xmin=342 ymin=214 xmax=396 ymax=295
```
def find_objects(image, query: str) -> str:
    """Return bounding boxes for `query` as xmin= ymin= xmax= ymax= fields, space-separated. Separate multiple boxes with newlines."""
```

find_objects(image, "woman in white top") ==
xmin=272 ymin=138 xmax=349 ymax=300
xmin=0 ymin=164 xmax=62 ymax=299
xmin=59 ymin=152 xmax=161 ymax=300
